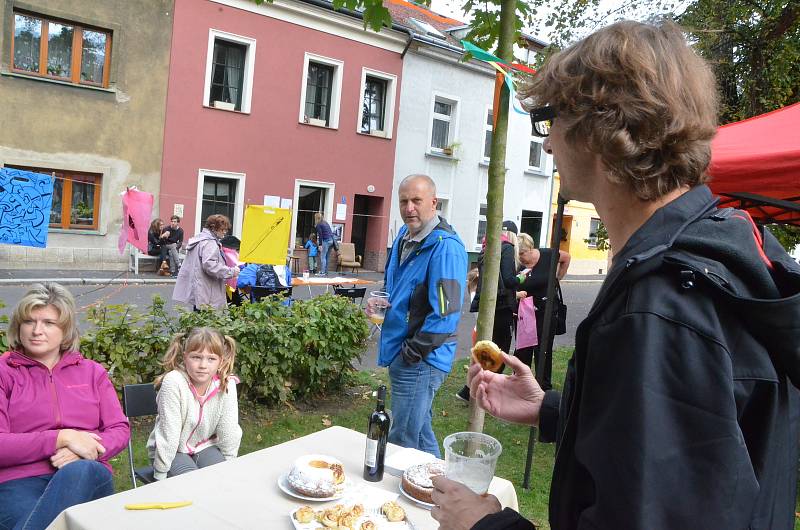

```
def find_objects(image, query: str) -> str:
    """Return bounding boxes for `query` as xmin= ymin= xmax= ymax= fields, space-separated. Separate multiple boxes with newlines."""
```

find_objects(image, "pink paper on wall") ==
xmin=118 ymin=189 xmax=154 ymax=254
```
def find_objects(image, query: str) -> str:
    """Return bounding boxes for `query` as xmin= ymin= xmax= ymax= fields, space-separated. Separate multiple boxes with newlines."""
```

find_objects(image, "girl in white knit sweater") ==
xmin=147 ymin=327 xmax=243 ymax=480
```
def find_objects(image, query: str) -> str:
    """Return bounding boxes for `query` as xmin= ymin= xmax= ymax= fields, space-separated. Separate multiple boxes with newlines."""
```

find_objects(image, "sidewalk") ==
xmin=0 ymin=269 xmax=604 ymax=286
xmin=0 ymin=268 xmax=388 ymax=286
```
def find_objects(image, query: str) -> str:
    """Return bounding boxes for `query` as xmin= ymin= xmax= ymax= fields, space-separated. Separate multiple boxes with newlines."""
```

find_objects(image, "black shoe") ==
xmin=455 ymin=386 xmax=470 ymax=403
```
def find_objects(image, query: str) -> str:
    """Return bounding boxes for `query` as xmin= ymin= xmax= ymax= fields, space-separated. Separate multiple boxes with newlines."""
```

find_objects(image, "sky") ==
xmin=428 ymin=0 xmax=693 ymax=44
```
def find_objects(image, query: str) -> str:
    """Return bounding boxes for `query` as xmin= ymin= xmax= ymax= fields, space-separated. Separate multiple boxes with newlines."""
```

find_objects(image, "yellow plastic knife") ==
xmin=124 ymin=501 xmax=192 ymax=510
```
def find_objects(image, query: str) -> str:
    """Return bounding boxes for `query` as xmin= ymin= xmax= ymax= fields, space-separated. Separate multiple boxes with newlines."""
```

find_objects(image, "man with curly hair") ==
xmin=431 ymin=20 xmax=800 ymax=530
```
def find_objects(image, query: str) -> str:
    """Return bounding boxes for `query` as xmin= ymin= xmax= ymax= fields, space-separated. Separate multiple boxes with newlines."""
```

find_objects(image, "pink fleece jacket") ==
xmin=0 ymin=350 xmax=130 ymax=484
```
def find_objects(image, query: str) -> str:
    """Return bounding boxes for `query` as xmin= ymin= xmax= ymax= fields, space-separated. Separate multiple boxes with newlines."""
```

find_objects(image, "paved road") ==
xmin=0 ymin=280 xmax=603 ymax=369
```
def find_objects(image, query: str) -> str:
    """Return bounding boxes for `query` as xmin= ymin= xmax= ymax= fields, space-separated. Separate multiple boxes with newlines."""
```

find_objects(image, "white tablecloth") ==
xmin=48 ymin=426 xmax=518 ymax=530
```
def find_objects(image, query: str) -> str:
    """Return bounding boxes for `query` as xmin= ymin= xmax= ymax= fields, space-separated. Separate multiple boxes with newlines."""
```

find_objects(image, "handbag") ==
xmin=516 ymin=296 xmax=539 ymax=349
xmin=534 ymin=281 xmax=568 ymax=336
xmin=554 ymin=282 xmax=567 ymax=336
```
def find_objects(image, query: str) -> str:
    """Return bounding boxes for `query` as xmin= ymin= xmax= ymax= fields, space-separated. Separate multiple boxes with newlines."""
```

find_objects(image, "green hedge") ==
xmin=76 ymin=294 xmax=369 ymax=403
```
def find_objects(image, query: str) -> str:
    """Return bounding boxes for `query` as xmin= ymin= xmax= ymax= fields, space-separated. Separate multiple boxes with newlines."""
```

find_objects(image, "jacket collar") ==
xmin=397 ymin=216 xmax=458 ymax=250
xmin=6 ymin=350 xmax=83 ymax=369
xmin=592 ymin=185 xmax=719 ymax=313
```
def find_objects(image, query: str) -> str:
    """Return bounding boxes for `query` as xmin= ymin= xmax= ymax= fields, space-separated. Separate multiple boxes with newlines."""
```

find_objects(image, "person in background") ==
xmin=173 ymin=214 xmax=239 ymax=310
xmin=368 ymin=174 xmax=468 ymax=457
xmin=161 ymin=215 xmax=185 ymax=277
xmin=148 ymin=327 xmax=242 ymax=480
xmin=432 ymin=20 xmax=800 ymax=530
xmin=147 ymin=218 xmax=170 ymax=274
xmin=314 ymin=213 xmax=336 ymax=276
xmin=304 ymin=233 xmax=318 ymax=274
xmin=0 ymin=283 xmax=130 ymax=530
xmin=456 ymin=221 xmax=520 ymax=402
xmin=513 ymin=232 xmax=570 ymax=390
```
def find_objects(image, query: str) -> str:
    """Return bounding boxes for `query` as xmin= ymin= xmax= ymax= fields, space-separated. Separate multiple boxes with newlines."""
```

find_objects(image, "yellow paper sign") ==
xmin=239 ymin=205 xmax=292 ymax=265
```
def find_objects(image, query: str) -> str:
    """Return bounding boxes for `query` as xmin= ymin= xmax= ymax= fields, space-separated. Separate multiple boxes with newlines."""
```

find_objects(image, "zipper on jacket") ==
xmin=49 ymin=372 xmax=62 ymax=427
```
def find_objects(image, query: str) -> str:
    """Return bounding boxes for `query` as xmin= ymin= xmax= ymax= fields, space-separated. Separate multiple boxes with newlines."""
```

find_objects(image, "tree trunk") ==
xmin=468 ymin=0 xmax=516 ymax=433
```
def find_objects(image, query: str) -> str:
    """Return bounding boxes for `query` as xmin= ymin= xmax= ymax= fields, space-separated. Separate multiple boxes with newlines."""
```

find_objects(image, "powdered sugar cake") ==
xmin=401 ymin=461 xmax=445 ymax=504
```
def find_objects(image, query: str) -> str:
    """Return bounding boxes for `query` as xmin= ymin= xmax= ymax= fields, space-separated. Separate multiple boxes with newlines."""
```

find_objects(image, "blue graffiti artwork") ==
xmin=0 ymin=168 xmax=55 ymax=248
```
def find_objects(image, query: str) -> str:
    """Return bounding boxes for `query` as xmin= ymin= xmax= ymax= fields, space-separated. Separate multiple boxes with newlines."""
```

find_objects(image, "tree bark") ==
xmin=468 ymin=0 xmax=517 ymax=433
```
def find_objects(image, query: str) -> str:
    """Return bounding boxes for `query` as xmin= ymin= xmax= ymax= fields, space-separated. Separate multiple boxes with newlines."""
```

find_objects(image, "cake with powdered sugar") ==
xmin=401 ymin=461 xmax=445 ymax=504
xmin=286 ymin=454 xmax=346 ymax=498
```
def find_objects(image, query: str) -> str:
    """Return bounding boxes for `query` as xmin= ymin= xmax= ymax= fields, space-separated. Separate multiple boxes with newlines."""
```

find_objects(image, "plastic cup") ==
xmin=368 ymin=291 xmax=389 ymax=326
xmin=302 ymin=270 xmax=310 ymax=281
xmin=443 ymin=432 xmax=502 ymax=494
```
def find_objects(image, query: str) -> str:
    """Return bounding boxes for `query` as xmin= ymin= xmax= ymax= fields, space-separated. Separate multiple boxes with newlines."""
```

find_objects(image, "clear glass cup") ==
xmin=367 ymin=291 xmax=390 ymax=327
xmin=443 ymin=431 xmax=502 ymax=494
xmin=302 ymin=269 xmax=310 ymax=281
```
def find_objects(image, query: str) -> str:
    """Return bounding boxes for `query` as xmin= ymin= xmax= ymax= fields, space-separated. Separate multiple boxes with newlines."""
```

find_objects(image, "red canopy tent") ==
xmin=707 ymin=102 xmax=800 ymax=226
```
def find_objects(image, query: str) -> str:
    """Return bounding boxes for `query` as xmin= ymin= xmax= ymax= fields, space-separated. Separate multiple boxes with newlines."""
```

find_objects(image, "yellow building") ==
xmin=547 ymin=173 xmax=610 ymax=275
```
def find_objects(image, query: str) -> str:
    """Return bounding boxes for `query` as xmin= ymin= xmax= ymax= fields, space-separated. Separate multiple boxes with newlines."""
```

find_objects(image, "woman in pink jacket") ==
xmin=0 ymin=283 xmax=130 ymax=530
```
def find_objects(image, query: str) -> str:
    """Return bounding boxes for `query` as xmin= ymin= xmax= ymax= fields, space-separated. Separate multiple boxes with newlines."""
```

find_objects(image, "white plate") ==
xmin=289 ymin=506 xmax=413 ymax=530
xmin=399 ymin=482 xmax=435 ymax=510
xmin=277 ymin=472 xmax=351 ymax=502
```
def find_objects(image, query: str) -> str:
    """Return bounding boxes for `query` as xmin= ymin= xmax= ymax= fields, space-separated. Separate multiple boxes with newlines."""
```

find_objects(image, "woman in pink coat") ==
xmin=0 ymin=282 xmax=130 ymax=530
xmin=173 ymin=214 xmax=240 ymax=310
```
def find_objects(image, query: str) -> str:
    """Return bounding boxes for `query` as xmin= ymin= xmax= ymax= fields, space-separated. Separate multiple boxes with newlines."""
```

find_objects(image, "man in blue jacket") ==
xmin=374 ymin=174 xmax=467 ymax=457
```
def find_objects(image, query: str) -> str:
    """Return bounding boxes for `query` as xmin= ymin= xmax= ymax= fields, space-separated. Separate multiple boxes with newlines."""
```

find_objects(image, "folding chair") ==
xmin=251 ymin=286 xmax=293 ymax=302
xmin=333 ymin=286 xmax=366 ymax=307
xmin=122 ymin=383 xmax=158 ymax=487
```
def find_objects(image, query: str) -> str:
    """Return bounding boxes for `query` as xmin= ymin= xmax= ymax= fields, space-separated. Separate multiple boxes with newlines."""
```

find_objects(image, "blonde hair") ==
xmin=156 ymin=327 xmax=237 ymax=392
xmin=502 ymin=230 xmax=520 ymax=270
xmin=517 ymin=232 xmax=535 ymax=252
xmin=314 ymin=212 xmax=323 ymax=225
xmin=467 ymin=268 xmax=479 ymax=295
xmin=8 ymin=282 xmax=80 ymax=354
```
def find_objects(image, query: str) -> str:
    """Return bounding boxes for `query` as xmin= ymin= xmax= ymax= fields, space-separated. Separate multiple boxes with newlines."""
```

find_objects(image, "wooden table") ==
xmin=48 ymin=426 xmax=518 ymax=530
xmin=292 ymin=276 xmax=376 ymax=296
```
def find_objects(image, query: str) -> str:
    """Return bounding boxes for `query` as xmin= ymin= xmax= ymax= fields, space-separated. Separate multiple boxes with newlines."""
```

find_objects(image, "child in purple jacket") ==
xmin=0 ymin=283 xmax=130 ymax=530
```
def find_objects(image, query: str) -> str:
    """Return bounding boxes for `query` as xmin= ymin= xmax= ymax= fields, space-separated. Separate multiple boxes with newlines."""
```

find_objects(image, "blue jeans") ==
xmin=320 ymin=239 xmax=333 ymax=274
xmin=0 ymin=460 xmax=114 ymax=530
xmin=388 ymin=354 xmax=448 ymax=458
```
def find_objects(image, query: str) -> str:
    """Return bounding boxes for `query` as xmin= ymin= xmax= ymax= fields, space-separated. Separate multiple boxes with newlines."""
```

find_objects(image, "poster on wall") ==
xmin=335 ymin=203 xmax=347 ymax=221
xmin=239 ymin=205 xmax=292 ymax=265
xmin=0 ymin=168 xmax=54 ymax=249
xmin=332 ymin=223 xmax=344 ymax=242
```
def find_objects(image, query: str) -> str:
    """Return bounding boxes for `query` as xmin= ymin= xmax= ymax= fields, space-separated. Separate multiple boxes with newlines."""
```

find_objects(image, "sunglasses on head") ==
xmin=529 ymin=105 xmax=556 ymax=137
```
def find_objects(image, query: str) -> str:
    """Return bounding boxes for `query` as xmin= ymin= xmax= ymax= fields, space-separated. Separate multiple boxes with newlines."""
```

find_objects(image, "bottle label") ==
xmin=365 ymin=438 xmax=378 ymax=467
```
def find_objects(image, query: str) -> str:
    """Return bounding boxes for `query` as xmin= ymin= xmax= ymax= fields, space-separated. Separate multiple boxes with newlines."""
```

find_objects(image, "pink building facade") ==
xmin=160 ymin=0 xmax=407 ymax=271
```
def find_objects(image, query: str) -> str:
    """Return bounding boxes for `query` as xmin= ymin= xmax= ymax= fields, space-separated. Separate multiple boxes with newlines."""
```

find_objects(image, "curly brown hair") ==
xmin=205 ymin=214 xmax=231 ymax=233
xmin=521 ymin=20 xmax=718 ymax=201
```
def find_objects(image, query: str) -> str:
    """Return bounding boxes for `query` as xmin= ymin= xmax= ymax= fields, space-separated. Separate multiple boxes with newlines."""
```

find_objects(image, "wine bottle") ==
xmin=363 ymin=385 xmax=390 ymax=482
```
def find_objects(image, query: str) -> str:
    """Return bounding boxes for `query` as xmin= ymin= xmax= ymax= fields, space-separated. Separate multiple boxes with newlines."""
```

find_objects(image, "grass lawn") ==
xmin=110 ymin=347 xmax=799 ymax=530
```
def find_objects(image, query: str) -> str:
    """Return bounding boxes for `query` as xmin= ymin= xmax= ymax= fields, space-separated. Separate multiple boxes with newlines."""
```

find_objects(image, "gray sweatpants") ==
xmin=167 ymin=446 xmax=225 ymax=477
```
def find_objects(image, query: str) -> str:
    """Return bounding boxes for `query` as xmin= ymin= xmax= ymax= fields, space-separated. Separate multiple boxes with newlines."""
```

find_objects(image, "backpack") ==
xmin=255 ymin=265 xmax=279 ymax=288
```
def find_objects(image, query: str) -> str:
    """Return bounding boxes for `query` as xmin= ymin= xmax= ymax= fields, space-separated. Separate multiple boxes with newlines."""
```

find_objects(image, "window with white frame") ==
xmin=483 ymin=108 xmax=493 ymax=161
xmin=299 ymin=53 xmax=343 ymax=128
xmin=528 ymin=137 xmax=544 ymax=171
xmin=588 ymin=218 xmax=601 ymax=248
xmin=476 ymin=203 xmax=487 ymax=248
xmin=358 ymin=69 xmax=397 ymax=137
xmin=430 ymin=95 xmax=457 ymax=152
xmin=203 ymin=30 xmax=256 ymax=113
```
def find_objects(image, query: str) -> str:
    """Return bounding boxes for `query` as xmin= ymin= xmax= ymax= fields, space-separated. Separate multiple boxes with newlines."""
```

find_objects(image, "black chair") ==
xmin=251 ymin=286 xmax=293 ymax=302
xmin=333 ymin=286 xmax=366 ymax=307
xmin=122 ymin=383 xmax=158 ymax=488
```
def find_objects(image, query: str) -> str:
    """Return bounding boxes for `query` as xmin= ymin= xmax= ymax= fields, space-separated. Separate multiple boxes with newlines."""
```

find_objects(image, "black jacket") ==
xmin=474 ymin=185 xmax=800 ymax=530
xmin=470 ymin=240 xmax=518 ymax=313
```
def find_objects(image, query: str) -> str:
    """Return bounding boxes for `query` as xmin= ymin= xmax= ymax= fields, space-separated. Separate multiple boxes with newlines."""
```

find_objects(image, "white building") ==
xmin=387 ymin=7 xmax=554 ymax=261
